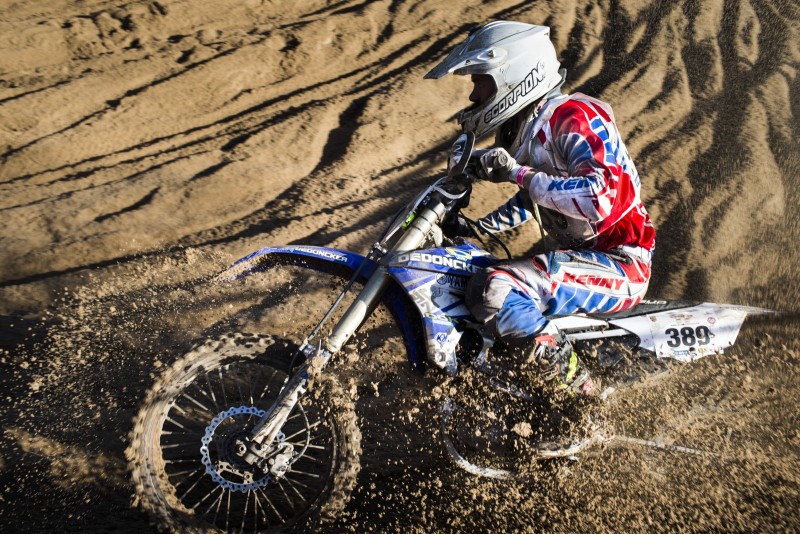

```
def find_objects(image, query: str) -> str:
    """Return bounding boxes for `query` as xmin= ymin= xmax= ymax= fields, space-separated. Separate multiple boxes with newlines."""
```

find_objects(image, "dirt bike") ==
xmin=127 ymin=132 xmax=770 ymax=532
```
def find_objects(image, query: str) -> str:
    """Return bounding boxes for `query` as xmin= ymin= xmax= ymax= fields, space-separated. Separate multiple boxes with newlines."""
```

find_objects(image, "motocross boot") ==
xmin=532 ymin=331 xmax=596 ymax=397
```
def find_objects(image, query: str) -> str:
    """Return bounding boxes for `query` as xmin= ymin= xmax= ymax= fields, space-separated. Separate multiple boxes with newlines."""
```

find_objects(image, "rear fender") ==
xmin=607 ymin=303 xmax=772 ymax=361
xmin=561 ymin=302 xmax=774 ymax=361
xmin=216 ymin=246 xmax=427 ymax=371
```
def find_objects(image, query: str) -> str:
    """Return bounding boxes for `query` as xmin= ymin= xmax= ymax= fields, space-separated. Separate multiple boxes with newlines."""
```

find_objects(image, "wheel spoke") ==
xmin=196 ymin=486 xmax=224 ymax=518
xmin=211 ymin=488 xmax=225 ymax=526
xmin=218 ymin=368 xmax=228 ymax=406
xmin=224 ymin=489 xmax=232 ymax=533
xmin=172 ymin=402 xmax=188 ymax=417
xmin=240 ymin=488 xmax=250 ymax=534
xmin=289 ymin=468 xmax=321 ymax=479
xmin=282 ymin=420 xmax=320 ymax=442
xmin=233 ymin=367 xmax=247 ymax=406
xmin=178 ymin=469 xmax=206 ymax=500
xmin=246 ymin=369 xmax=257 ymax=407
xmin=251 ymin=489 xmax=269 ymax=532
xmin=283 ymin=475 xmax=315 ymax=493
xmin=205 ymin=373 xmax=221 ymax=413
xmin=292 ymin=451 xmax=325 ymax=465
xmin=169 ymin=466 xmax=205 ymax=479
xmin=257 ymin=368 xmax=279 ymax=402
xmin=165 ymin=457 xmax=201 ymax=465
xmin=161 ymin=430 xmax=197 ymax=437
xmin=164 ymin=415 xmax=188 ymax=430
xmin=257 ymin=487 xmax=285 ymax=523
xmin=173 ymin=466 xmax=204 ymax=489
xmin=160 ymin=429 xmax=198 ymax=436
xmin=190 ymin=381 xmax=221 ymax=415
xmin=279 ymin=411 xmax=304 ymax=427
xmin=131 ymin=332 xmax=357 ymax=532
xmin=276 ymin=479 xmax=298 ymax=511
xmin=280 ymin=477 xmax=307 ymax=503
xmin=183 ymin=392 xmax=213 ymax=414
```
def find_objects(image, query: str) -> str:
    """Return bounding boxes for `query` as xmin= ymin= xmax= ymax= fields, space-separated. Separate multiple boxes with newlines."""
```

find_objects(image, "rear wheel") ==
xmin=127 ymin=332 xmax=360 ymax=532
xmin=439 ymin=363 xmax=603 ymax=478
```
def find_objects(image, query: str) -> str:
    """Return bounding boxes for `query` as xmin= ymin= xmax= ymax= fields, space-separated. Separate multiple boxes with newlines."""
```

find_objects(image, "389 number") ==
xmin=665 ymin=326 xmax=712 ymax=347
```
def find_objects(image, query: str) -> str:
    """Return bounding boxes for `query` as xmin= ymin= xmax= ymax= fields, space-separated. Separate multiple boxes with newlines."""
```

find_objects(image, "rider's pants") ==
xmin=464 ymin=247 xmax=652 ymax=339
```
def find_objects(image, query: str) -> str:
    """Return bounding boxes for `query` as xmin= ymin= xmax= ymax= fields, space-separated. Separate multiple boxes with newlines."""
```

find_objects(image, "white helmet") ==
xmin=425 ymin=21 xmax=564 ymax=137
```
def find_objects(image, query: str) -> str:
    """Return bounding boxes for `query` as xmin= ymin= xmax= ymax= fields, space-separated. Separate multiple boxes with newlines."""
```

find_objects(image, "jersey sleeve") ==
xmin=474 ymin=191 xmax=535 ymax=234
xmin=525 ymin=101 xmax=630 ymax=224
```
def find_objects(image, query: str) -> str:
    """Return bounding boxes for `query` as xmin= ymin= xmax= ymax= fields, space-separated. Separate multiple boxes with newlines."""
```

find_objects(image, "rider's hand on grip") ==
xmin=478 ymin=147 xmax=517 ymax=183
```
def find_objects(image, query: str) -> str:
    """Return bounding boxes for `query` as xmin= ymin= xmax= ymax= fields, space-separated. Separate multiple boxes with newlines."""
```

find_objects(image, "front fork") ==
xmin=241 ymin=201 xmax=447 ymax=466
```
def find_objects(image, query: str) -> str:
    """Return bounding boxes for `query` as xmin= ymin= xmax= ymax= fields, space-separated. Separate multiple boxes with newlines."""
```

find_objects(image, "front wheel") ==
xmin=127 ymin=333 xmax=361 ymax=532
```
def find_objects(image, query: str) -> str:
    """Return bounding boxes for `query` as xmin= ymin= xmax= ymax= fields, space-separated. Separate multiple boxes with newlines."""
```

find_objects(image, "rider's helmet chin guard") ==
xmin=425 ymin=21 xmax=564 ymax=138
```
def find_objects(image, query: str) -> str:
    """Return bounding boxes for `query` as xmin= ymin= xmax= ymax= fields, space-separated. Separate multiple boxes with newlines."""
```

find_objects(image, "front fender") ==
xmin=218 ymin=245 xmax=378 ymax=282
xmin=216 ymin=245 xmax=427 ymax=372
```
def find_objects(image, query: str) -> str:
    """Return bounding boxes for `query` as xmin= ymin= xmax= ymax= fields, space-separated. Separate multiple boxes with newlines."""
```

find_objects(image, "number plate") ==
xmin=647 ymin=304 xmax=749 ymax=362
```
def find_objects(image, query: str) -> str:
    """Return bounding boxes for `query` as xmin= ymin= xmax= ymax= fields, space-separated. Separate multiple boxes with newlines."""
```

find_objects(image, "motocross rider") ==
xmin=425 ymin=21 xmax=656 ymax=395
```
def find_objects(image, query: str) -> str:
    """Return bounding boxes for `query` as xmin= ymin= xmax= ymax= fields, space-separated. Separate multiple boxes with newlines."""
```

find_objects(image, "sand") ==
xmin=1 ymin=0 xmax=798 ymax=531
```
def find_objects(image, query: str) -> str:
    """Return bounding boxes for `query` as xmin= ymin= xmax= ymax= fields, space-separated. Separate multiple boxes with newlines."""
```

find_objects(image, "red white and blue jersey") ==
xmin=477 ymin=93 xmax=655 ymax=255
xmin=468 ymin=94 xmax=655 ymax=337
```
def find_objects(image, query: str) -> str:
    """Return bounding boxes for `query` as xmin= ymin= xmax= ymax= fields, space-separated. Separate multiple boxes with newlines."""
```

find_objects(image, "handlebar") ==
xmin=376 ymin=132 xmax=487 ymax=248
